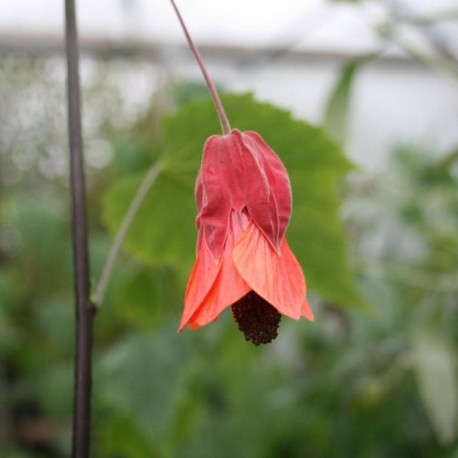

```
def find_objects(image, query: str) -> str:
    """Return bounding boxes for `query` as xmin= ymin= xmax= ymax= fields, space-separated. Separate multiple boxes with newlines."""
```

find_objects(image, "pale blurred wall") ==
xmin=1 ymin=0 xmax=457 ymax=170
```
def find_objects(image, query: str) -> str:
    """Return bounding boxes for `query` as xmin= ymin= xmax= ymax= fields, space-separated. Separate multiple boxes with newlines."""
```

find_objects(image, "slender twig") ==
xmin=95 ymin=0 xmax=231 ymax=305
xmin=95 ymin=162 xmax=162 ymax=306
xmin=65 ymin=0 xmax=95 ymax=456
xmin=169 ymin=0 xmax=231 ymax=135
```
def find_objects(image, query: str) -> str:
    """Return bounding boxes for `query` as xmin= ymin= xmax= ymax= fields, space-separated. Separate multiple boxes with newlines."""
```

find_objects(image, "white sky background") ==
xmin=0 ymin=0 xmax=457 ymax=54
xmin=1 ymin=0 xmax=457 ymax=169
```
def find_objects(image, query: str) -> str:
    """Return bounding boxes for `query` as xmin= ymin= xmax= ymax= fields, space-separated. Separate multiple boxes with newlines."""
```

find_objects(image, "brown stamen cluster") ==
xmin=231 ymin=291 xmax=281 ymax=345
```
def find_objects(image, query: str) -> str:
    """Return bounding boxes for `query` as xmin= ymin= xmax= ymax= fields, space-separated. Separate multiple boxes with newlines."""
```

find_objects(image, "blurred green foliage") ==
xmin=0 ymin=57 xmax=457 ymax=458
xmin=324 ymin=54 xmax=376 ymax=144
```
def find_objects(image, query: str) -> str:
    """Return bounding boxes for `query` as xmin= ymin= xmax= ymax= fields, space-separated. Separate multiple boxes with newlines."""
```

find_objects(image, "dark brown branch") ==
xmin=64 ymin=0 xmax=95 ymax=456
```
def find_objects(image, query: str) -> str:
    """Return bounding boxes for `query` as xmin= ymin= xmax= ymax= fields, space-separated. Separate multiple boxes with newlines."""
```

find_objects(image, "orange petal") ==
xmin=301 ymin=298 xmax=315 ymax=321
xmin=233 ymin=221 xmax=311 ymax=321
xmin=187 ymin=221 xmax=251 ymax=329
xmin=179 ymin=239 xmax=221 ymax=332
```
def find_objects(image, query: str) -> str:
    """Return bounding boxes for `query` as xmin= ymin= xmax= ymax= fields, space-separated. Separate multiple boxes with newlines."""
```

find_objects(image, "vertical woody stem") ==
xmin=169 ymin=0 xmax=231 ymax=135
xmin=65 ymin=0 xmax=95 ymax=456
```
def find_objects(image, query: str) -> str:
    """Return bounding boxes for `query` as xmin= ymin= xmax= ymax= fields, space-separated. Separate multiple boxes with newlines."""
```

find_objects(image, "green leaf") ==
xmin=103 ymin=169 xmax=198 ymax=272
xmin=324 ymin=54 xmax=375 ymax=142
xmin=94 ymin=411 xmax=156 ymax=458
xmin=97 ymin=326 xmax=195 ymax=452
xmin=413 ymin=331 xmax=458 ymax=445
xmin=103 ymin=93 xmax=365 ymax=308
xmin=113 ymin=264 xmax=183 ymax=329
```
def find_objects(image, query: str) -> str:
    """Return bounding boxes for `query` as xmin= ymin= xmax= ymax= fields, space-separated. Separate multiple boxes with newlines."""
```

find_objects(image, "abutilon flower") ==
xmin=179 ymin=129 xmax=314 ymax=345
xmin=169 ymin=0 xmax=314 ymax=344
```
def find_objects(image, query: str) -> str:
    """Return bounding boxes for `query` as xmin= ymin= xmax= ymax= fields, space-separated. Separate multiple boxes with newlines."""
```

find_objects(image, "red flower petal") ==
xmin=197 ymin=134 xmax=237 ymax=259
xmin=198 ymin=130 xmax=292 ymax=259
xmin=241 ymin=131 xmax=291 ymax=250
xmin=180 ymin=215 xmax=250 ymax=331
xmin=300 ymin=298 xmax=315 ymax=321
xmin=233 ymin=220 xmax=313 ymax=321
xmin=179 ymin=237 xmax=221 ymax=332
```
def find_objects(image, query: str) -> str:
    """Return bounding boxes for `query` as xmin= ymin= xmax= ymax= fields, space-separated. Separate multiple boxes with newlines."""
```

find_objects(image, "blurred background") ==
xmin=1 ymin=0 xmax=457 ymax=456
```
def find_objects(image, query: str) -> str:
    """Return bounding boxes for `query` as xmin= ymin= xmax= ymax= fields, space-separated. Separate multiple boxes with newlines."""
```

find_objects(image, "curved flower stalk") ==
xmin=179 ymin=130 xmax=314 ymax=345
